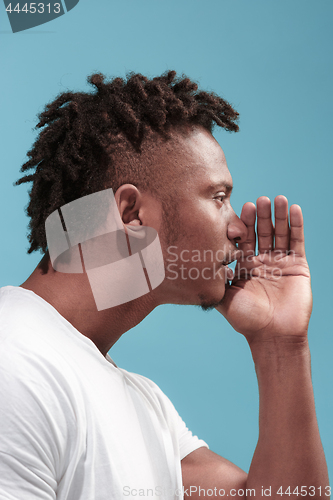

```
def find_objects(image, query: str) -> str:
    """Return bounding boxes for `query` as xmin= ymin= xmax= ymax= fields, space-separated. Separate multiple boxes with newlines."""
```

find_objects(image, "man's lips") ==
xmin=220 ymin=249 xmax=242 ymax=267
xmin=220 ymin=250 xmax=242 ymax=281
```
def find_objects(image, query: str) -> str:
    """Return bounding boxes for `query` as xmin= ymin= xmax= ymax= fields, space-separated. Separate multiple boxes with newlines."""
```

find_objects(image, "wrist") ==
xmin=249 ymin=334 xmax=310 ymax=366
xmin=250 ymin=336 xmax=313 ymax=404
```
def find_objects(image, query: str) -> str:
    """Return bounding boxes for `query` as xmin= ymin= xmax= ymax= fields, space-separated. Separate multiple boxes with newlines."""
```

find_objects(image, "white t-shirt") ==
xmin=0 ymin=286 xmax=208 ymax=500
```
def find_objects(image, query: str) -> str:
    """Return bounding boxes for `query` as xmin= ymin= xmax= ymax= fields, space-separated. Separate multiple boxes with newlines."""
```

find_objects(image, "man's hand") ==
xmin=216 ymin=195 xmax=312 ymax=346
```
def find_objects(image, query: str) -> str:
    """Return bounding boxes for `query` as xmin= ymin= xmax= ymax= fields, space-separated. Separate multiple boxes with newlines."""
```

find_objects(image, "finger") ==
xmin=257 ymin=197 xmax=273 ymax=254
xmin=290 ymin=204 xmax=305 ymax=256
xmin=238 ymin=202 xmax=256 ymax=257
xmin=274 ymin=195 xmax=289 ymax=252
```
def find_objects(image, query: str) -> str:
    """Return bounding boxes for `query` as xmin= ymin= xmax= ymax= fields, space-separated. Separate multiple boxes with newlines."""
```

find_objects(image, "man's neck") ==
xmin=20 ymin=254 xmax=159 ymax=356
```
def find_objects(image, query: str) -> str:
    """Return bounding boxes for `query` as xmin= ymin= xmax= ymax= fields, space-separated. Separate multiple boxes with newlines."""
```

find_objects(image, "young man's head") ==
xmin=16 ymin=70 xmax=246 ymax=309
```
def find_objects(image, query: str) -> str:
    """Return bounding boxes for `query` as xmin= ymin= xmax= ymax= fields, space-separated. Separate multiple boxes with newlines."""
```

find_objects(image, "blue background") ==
xmin=1 ymin=0 xmax=332 ymax=479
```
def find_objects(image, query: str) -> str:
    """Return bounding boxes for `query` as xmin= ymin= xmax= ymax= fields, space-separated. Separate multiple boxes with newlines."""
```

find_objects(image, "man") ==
xmin=0 ymin=71 xmax=329 ymax=499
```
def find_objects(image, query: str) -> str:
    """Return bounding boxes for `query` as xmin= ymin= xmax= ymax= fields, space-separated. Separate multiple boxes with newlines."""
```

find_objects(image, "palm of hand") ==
xmin=216 ymin=196 xmax=312 ymax=344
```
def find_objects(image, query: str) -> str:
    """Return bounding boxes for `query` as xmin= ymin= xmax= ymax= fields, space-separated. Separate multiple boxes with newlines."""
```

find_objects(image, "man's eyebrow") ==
xmin=208 ymin=182 xmax=233 ymax=193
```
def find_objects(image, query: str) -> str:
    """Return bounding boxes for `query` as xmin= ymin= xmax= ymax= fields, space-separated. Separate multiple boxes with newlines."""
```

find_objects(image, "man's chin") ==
xmin=197 ymin=288 xmax=226 ymax=311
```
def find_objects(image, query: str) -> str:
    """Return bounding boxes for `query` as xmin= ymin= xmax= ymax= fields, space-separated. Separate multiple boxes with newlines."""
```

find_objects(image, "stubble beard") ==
xmin=161 ymin=205 xmax=227 ymax=311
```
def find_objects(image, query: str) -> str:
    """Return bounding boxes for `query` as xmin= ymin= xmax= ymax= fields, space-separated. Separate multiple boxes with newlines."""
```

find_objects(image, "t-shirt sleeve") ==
xmin=137 ymin=374 xmax=209 ymax=461
xmin=175 ymin=410 xmax=209 ymax=460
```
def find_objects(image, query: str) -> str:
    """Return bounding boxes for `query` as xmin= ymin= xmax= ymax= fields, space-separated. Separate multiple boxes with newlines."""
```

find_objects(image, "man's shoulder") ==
xmin=0 ymin=285 xmax=61 ymax=339
xmin=0 ymin=286 xmax=99 ymax=392
xmin=117 ymin=365 xmax=177 ymax=415
xmin=0 ymin=285 xmax=55 ymax=359
xmin=0 ymin=285 xmax=96 ymax=358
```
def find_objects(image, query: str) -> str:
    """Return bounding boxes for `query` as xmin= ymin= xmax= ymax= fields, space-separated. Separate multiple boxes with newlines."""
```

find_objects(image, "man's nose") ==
xmin=227 ymin=214 xmax=247 ymax=244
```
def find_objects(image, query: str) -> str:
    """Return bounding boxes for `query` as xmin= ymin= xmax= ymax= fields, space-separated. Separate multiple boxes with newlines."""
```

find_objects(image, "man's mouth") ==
xmin=221 ymin=250 xmax=242 ymax=281
xmin=221 ymin=250 xmax=242 ymax=267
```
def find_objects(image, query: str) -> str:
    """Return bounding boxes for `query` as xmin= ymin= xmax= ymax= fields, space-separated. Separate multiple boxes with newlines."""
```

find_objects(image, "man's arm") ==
xmin=182 ymin=447 xmax=247 ymax=498
xmin=182 ymin=196 xmax=329 ymax=500
xmin=182 ymin=339 xmax=328 ymax=499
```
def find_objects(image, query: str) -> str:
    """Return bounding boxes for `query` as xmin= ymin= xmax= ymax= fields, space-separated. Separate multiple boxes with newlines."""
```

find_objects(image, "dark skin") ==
xmin=21 ymin=127 xmax=329 ymax=499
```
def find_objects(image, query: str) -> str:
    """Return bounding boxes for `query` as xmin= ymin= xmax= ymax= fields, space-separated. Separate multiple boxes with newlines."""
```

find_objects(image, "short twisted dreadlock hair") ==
xmin=15 ymin=70 xmax=239 ymax=254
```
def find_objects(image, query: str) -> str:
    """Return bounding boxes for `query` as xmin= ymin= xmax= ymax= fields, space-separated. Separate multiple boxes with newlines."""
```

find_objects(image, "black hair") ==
xmin=15 ymin=70 xmax=239 ymax=254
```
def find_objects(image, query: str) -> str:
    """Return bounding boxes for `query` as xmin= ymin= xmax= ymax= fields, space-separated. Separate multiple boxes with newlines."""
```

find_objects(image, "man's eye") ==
xmin=215 ymin=193 xmax=226 ymax=203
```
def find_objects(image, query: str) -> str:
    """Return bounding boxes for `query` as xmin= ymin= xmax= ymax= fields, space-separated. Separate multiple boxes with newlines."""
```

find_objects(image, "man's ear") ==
xmin=114 ymin=184 xmax=142 ymax=227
